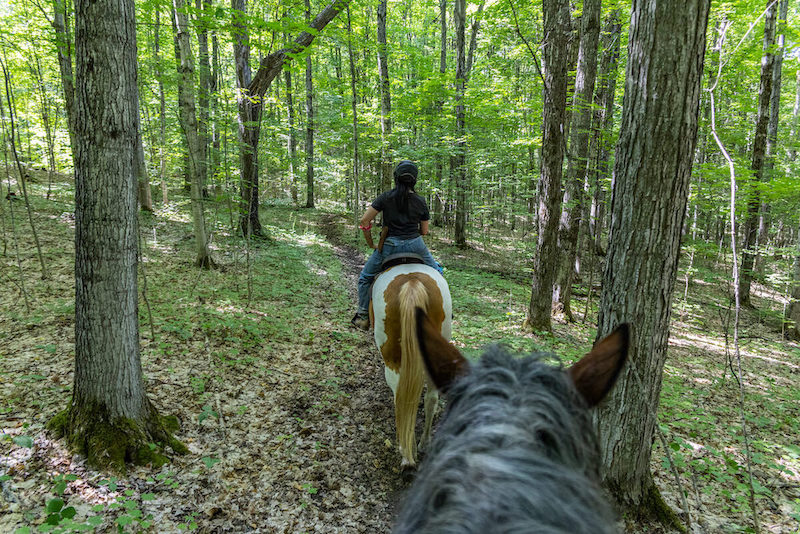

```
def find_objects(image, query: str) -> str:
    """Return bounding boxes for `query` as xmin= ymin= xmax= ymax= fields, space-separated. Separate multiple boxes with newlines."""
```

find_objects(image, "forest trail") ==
xmin=1 ymin=200 xmax=410 ymax=533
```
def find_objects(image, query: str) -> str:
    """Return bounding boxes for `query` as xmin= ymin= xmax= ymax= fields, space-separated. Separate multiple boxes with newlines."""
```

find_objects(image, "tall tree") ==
xmin=554 ymin=0 xmax=601 ymax=321
xmin=346 ymin=6 xmax=359 ymax=216
xmin=739 ymin=0 xmax=777 ymax=306
xmin=304 ymin=0 xmax=315 ymax=208
xmin=231 ymin=0 xmax=352 ymax=235
xmin=377 ymin=0 xmax=392 ymax=191
xmin=285 ymin=67 xmax=299 ymax=205
xmin=756 ymin=0 xmax=788 ymax=275
xmin=594 ymin=0 xmax=709 ymax=521
xmin=587 ymin=8 xmax=621 ymax=255
xmin=52 ymin=0 xmax=76 ymax=154
xmin=49 ymin=0 xmax=185 ymax=469
xmin=526 ymin=0 xmax=571 ymax=331
xmin=787 ymin=214 xmax=800 ymax=341
xmin=173 ymin=0 xmax=213 ymax=267
xmin=452 ymin=0 xmax=485 ymax=247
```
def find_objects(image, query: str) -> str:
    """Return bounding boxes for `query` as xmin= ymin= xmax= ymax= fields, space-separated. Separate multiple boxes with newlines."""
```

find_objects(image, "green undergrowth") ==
xmin=4 ymin=174 xmax=799 ymax=532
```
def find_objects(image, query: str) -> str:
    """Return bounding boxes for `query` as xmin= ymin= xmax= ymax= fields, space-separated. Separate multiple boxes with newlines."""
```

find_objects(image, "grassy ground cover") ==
xmin=1 ymin=171 xmax=799 ymax=532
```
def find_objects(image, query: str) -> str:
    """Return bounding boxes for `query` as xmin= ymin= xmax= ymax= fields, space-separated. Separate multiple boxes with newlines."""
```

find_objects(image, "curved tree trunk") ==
xmin=50 ymin=0 xmax=186 ymax=471
xmin=526 ymin=0 xmax=571 ymax=332
xmin=594 ymin=0 xmax=709 ymax=522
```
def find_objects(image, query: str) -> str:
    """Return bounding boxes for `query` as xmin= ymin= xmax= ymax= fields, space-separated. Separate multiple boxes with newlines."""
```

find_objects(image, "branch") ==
xmin=248 ymin=0 xmax=351 ymax=97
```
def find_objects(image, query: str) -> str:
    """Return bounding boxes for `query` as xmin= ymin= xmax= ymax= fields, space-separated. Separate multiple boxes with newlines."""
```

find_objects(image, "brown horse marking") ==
xmin=379 ymin=272 xmax=446 ymax=374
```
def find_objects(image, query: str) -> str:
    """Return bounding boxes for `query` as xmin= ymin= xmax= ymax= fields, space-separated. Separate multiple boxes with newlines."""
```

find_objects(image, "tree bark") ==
xmin=787 ymin=214 xmax=800 ymax=341
xmin=588 ymin=9 xmax=621 ymax=256
xmin=195 ymin=0 xmax=212 ymax=197
xmin=172 ymin=0 xmax=213 ymax=267
xmin=285 ymin=68 xmax=299 ymax=205
xmin=155 ymin=8 xmax=168 ymax=204
xmin=739 ymin=0 xmax=777 ymax=307
xmin=232 ymin=0 xmax=263 ymax=236
xmin=525 ymin=0 xmax=571 ymax=331
xmin=50 ymin=0 xmax=186 ymax=471
xmin=756 ymin=0 xmax=788 ymax=276
xmin=377 ymin=0 xmax=392 ymax=192
xmin=594 ymin=0 xmax=709 ymax=522
xmin=231 ymin=0 xmax=351 ymax=235
xmin=554 ymin=0 xmax=600 ymax=321
xmin=433 ymin=0 xmax=447 ymax=227
xmin=452 ymin=0 xmax=485 ymax=247
xmin=52 ymin=0 xmax=76 ymax=156
xmin=346 ymin=6 xmax=360 ymax=217
xmin=304 ymin=0 xmax=315 ymax=209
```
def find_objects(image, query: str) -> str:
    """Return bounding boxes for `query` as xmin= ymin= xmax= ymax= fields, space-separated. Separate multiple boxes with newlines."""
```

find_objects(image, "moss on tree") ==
xmin=47 ymin=401 xmax=186 ymax=472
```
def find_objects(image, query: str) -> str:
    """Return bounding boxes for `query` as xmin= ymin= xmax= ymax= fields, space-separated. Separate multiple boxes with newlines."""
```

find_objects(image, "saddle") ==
xmin=380 ymin=253 xmax=425 ymax=273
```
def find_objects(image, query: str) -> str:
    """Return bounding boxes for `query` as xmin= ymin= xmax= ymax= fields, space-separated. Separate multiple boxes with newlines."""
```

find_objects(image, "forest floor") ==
xmin=1 ymin=171 xmax=800 ymax=533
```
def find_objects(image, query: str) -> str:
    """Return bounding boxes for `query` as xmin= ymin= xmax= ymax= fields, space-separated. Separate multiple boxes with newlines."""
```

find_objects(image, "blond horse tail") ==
xmin=396 ymin=278 xmax=428 ymax=466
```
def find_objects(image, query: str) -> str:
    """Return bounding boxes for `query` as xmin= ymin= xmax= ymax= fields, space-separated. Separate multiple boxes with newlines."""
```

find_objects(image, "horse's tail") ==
xmin=396 ymin=278 xmax=429 ymax=466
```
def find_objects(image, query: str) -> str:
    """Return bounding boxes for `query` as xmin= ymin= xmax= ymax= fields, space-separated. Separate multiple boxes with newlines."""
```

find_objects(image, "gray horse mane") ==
xmin=394 ymin=345 xmax=619 ymax=534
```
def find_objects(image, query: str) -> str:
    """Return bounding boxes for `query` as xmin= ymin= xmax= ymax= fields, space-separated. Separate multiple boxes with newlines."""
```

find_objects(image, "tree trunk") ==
xmin=195 ymin=0 xmax=212 ymax=197
xmin=739 ymin=0 xmax=777 ymax=307
xmin=433 ymin=0 xmax=446 ymax=227
xmin=594 ymin=0 xmax=709 ymax=522
xmin=554 ymin=0 xmax=600 ymax=321
xmin=136 ymin=133 xmax=153 ymax=211
xmin=452 ymin=0 xmax=467 ymax=246
xmin=172 ymin=0 xmax=213 ymax=267
xmin=347 ymin=6 xmax=360 ymax=218
xmin=526 ymin=0 xmax=570 ymax=332
xmin=30 ymin=52 xmax=58 ymax=200
xmin=787 ymin=214 xmax=800 ymax=341
xmin=49 ymin=0 xmax=186 ymax=471
xmin=230 ymin=0 xmax=352 ymax=234
xmin=452 ymin=0 xmax=484 ymax=247
xmin=377 ymin=0 xmax=392 ymax=191
xmin=304 ymin=0 xmax=315 ymax=209
xmin=155 ymin=8 xmax=168 ymax=204
xmin=285 ymin=68 xmax=299 ymax=205
xmin=756 ymin=0 xmax=788 ymax=276
xmin=588 ymin=8 xmax=621 ymax=256
xmin=52 ymin=0 xmax=76 ymax=155
xmin=232 ymin=0 xmax=263 ymax=236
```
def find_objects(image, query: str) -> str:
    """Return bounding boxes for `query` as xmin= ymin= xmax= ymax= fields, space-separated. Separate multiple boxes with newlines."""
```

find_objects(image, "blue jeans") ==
xmin=356 ymin=236 xmax=443 ymax=315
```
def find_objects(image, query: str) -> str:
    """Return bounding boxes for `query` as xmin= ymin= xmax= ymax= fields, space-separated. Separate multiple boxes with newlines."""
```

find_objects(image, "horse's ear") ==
xmin=568 ymin=324 xmax=629 ymax=407
xmin=415 ymin=308 xmax=468 ymax=393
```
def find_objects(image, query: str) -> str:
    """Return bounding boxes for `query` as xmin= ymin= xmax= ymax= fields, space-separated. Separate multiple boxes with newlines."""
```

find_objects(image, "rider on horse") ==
xmin=352 ymin=160 xmax=443 ymax=330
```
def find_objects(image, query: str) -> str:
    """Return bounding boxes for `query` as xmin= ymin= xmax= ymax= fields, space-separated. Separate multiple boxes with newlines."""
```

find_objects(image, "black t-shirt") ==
xmin=372 ymin=189 xmax=430 ymax=239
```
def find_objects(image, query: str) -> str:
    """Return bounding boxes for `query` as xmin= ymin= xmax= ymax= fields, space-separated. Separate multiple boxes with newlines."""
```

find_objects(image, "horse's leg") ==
xmin=385 ymin=364 xmax=416 ymax=467
xmin=420 ymin=381 xmax=438 ymax=452
xmin=385 ymin=365 xmax=400 ymax=402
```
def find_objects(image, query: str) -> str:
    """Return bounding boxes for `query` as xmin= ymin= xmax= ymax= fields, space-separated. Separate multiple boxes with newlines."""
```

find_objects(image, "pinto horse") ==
xmin=369 ymin=262 xmax=452 ymax=468
xmin=393 ymin=312 xmax=629 ymax=534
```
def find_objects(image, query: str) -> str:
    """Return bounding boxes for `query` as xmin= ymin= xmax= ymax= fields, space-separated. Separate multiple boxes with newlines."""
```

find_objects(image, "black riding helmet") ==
xmin=393 ymin=160 xmax=418 ymax=187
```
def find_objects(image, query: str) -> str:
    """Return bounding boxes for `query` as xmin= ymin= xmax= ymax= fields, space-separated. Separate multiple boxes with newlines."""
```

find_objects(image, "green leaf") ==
xmin=46 ymin=498 xmax=65 ymax=513
xmin=12 ymin=436 xmax=34 ymax=448
xmin=61 ymin=506 xmax=77 ymax=519
xmin=201 ymin=456 xmax=220 ymax=468
xmin=141 ymin=492 xmax=156 ymax=501
xmin=14 ymin=528 xmax=31 ymax=534
xmin=87 ymin=515 xmax=104 ymax=526
xmin=116 ymin=515 xmax=134 ymax=526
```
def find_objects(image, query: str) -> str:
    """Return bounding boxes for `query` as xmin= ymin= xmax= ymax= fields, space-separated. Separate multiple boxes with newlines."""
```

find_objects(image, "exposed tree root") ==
xmin=47 ymin=401 xmax=187 ymax=472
